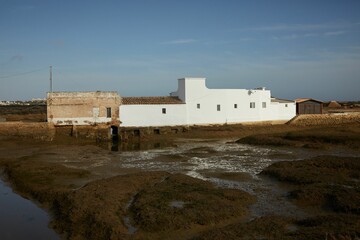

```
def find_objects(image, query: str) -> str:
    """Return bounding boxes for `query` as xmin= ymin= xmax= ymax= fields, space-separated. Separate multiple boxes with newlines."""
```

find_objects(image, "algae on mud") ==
xmin=259 ymin=155 xmax=360 ymax=239
xmin=236 ymin=124 xmax=360 ymax=150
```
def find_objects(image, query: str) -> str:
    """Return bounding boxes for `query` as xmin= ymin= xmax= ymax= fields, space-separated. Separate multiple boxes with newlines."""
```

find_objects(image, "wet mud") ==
xmin=259 ymin=155 xmax=360 ymax=239
xmin=0 ymin=123 xmax=359 ymax=239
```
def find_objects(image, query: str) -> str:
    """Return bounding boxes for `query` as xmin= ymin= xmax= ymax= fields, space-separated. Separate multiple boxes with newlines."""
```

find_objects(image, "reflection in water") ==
xmin=104 ymin=140 xmax=176 ymax=152
xmin=0 ymin=179 xmax=59 ymax=240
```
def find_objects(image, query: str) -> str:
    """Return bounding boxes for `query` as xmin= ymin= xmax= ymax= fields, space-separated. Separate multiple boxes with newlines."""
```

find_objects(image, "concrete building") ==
xmin=120 ymin=78 xmax=296 ymax=127
xmin=47 ymin=91 xmax=121 ymax=126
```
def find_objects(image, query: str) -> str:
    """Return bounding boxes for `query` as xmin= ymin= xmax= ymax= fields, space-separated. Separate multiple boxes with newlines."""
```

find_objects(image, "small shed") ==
xmin=295 ymin=98 xmax=323 ymax=115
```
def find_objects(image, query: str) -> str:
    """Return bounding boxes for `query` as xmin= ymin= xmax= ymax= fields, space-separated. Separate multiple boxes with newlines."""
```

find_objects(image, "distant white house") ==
xmin=120 ymin=78 xmax=295 ymax=127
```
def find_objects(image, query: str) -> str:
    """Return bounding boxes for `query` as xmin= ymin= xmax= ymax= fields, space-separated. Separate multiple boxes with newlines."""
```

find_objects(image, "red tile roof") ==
xmin=122 ymin=96 xmax=184 ymax=105
xmin=295 ymin=98 xmax=323 ymax=103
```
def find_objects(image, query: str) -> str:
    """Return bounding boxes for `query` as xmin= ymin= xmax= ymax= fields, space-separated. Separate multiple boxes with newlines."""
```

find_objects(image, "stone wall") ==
xmin=0 ymin=122 xmax=112 ymax=141
xmin=0 ymin=122 xmax=55 ymax=141
xmin=288 ymin=113 xmax=360 ymax=126
xmin=47 ymin=91 xmax=121 ymax=126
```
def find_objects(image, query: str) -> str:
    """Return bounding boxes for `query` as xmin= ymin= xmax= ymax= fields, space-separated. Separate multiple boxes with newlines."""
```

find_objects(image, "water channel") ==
xmin=0 ymin=178 xmax=59 ymax=240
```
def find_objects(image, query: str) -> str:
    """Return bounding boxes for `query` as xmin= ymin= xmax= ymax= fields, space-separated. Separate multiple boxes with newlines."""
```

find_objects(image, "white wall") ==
xmin=268 ymin=102 xmax=296 ymax=121
xmin=120 ymin=104 xmax=187 ymax=127
xmin=121 ymin=78 xmax=296 ymax=127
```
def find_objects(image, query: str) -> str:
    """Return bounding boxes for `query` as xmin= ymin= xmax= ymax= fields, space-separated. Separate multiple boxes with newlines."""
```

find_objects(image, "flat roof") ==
xmin=122 ymin=96 xmax=184 ymax=105
xmin=271 ymin=98 xmax=294 ymax=103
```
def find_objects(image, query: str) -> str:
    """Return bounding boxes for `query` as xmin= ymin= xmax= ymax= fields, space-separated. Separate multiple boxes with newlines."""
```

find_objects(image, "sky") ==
xmin=1 ymin=0 xmax=360 ymax=101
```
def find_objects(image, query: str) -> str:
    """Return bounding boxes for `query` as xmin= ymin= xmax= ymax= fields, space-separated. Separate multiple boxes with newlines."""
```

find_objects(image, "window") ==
xmin=162 ymin=108 xmax=166 ymax=114
xmin=106 ymin=107 xmax=111 ymax=118
xmin=217 ymin=104 xmax=221 ymax=111
xmin=197 ymin=103 xmax=200 ymax=109
xmin=234 ymin=104 xmax=237 ymax=109
xmin=250 ymin=102 xmax=255 ymax=108
xmin=285 ymin=104 xmax=288 ymax=107
xmin=262 ymin=102 xmax=266 ymax=108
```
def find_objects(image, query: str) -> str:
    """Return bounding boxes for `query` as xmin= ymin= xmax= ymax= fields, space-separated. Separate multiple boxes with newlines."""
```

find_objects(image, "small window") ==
xmin=217 ymin=104 xmax=221 ymax=111
xmin=106 ymin=107 xmax=111 ymax=118
xmin=234 ymin=104 xmax=237 ymax=109
xmin=285 ymin=104 xmax=288 ymax=107
xmin=262 ymin=102 xmax=266 ymax=108
xmin=250 ymin=102 xmax=255 ymax=108
xmin=162 ymin=108 xmax=166 ymax=114
xmin=197 ymin=103 xmax=200 ymax=109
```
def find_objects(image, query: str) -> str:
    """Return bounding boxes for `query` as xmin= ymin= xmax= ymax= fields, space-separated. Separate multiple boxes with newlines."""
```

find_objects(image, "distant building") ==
xmin=327 ymin=101 xmax=341 ymax=108
xmin=47 ymin=91 xmax=121 ymax=126
xmin=120 ymin=78 xmax=296 ymax=127
xmin=295 ymin=98 xmax=323 ymax=115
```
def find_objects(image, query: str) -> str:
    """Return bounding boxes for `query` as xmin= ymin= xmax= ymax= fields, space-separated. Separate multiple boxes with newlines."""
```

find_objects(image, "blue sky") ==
xmin=1 ymin=0 xmax=360 ymax=101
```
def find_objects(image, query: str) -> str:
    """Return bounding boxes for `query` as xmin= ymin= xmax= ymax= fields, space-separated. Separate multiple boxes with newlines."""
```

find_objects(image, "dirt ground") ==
xmin=0 ymin=105 xmax=46 ymax=122
xmin=1 ymin=106 xmax=360 ymax=239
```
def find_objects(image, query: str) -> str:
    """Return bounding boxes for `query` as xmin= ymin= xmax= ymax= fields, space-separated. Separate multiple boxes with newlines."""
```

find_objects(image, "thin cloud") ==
xmin=10 ymin=55 xmax=23 ymax=62
xmin=0 ymin=55 xmax=24 ymax=66
xmin=49 ymin=39 xmax=65 ymax=47
xmin=239 ymin=22 xmax=359 ymax=32
xmin=162 ymin=39 xmax=198 ymax=45
xmin=238 ymin=37 xmax=254 ymax=41
xmin=249 ymin=23 xmax=334 ymax=31
xmin=304 ymin=33 xmax=320 ymax=37
xmin=272 ymin=30 xmax=346 ymax=40
xmin=324 ymin=31 xmax=345 ymax=36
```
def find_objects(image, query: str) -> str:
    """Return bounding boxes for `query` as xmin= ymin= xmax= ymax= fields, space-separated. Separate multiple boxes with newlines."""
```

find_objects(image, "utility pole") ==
xmin=50 ymin=65 xmax=52 ymax=92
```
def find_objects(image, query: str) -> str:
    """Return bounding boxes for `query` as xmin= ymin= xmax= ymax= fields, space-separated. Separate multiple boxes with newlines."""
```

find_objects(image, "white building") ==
xmin=120 ymin=78 xmax=295 ymax=127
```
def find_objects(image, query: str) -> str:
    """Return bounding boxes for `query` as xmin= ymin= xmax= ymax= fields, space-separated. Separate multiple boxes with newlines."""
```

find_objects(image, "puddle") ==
xmin=169 ymin=200 xmax=186 ymax=208
xmin=123 ymin=216 xmax=137 ymax=235
xmin=0 ymin=179 xmax=59 ymax=240
xmin=123 ymin=195 xmax=138 ymax=235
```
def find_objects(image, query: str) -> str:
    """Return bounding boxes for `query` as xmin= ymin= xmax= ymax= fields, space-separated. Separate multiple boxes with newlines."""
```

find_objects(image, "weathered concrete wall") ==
xmin=288 ymin=112 xmax=360 ymax=126
xmin=119 ymin=126 xmax=189 ymax=141
xmin=47 ymin=92 xmax=121 ymax=126
xmin=0 ymin=122 xmax=55 ymax=141
xmin=0 ymin=122 xmax=113 ymax=141
xmin=54 ymin=124 xmax=111 ymax=141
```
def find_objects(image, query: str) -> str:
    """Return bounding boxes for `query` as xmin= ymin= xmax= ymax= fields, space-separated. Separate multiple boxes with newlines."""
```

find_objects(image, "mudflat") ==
xmin=0 ymin=122 xmax=359 ymax=239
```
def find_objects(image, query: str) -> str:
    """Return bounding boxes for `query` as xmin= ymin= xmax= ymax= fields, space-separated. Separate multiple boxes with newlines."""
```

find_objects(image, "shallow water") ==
xmin=110 ymin=140 xmax=305 ymax=217
xmin=0 ymin=178 xmax=59 ymax=240
xmin=106 ymin=139 xmax=358 ymax=218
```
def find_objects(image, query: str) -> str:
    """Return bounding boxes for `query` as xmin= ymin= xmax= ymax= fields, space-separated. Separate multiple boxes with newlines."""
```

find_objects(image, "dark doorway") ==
xmin=111 ymin=126 xmax=119 ymax=141
xmin=133 ymin=129 xmax=140 ymax=136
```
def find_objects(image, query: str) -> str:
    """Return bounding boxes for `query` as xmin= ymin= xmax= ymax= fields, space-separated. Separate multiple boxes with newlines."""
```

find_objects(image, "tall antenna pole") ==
xmin=50 ymin=65 xmax=53 ymax=92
